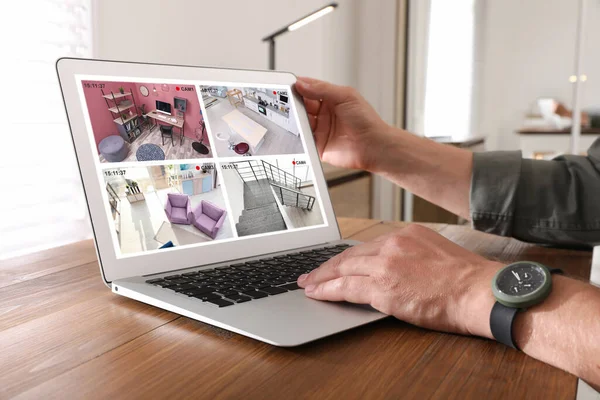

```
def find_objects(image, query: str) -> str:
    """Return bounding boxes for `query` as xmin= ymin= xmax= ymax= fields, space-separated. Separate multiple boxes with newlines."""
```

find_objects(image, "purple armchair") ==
xmin=191 ymin=200 xmax=227 ymax=239
xmin=165 ymin=193 xmax=192 ymax=225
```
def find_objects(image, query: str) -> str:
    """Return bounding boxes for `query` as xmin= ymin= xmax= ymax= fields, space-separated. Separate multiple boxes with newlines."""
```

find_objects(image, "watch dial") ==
xmin=496 ymin=263 xmax=546 ymax=296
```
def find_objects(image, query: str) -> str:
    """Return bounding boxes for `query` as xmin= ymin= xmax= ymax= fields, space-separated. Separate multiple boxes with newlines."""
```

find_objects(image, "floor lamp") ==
xmin=262 ymin=3 xmax=338 ymax=70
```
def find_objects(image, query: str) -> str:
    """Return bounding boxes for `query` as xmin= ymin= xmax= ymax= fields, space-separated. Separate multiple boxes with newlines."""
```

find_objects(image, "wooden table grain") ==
xmin=1 ymin=218 xmax=592 ymax=399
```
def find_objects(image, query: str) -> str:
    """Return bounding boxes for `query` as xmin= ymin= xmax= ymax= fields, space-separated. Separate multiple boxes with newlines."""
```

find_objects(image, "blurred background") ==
xmin=2 ymin=0 xmax=598 ymax=260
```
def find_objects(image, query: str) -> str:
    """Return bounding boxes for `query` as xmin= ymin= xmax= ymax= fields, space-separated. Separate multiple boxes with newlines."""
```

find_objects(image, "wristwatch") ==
xmin=490 ymin=261 xmax=563 ymax=350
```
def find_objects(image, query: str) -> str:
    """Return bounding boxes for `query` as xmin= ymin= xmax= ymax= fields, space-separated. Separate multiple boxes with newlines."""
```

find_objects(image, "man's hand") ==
xmin=297 ymin=224 xmax=500 ymax=337
xmin=294 ymin=77 xmax=473 ymax=219
xmin=295 ymin=77 xmax=398 ymax=172
xmin=298 ymin=226 xmax=600 ymax=387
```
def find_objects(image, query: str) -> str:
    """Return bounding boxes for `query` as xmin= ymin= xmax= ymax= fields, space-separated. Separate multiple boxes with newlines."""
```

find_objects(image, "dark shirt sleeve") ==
xmin=470 ymin=138 xmax=600 ymax=248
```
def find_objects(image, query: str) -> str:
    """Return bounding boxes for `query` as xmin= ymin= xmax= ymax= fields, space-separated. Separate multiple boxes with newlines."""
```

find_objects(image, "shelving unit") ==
xmin=108 ymin=103 xmax=135 ymax=114
xmin=102 ymin=91 xmax=132 ymax=100
xmin=102 ymin=88 xmax=140 ymax=143
xmin=113 ymin=114 xmax=138 ymax=126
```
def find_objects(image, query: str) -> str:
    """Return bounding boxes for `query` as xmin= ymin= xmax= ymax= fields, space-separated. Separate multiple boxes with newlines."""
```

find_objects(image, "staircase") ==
xmin=233 ymin=160 xmax=317 ymax=237
xmin=234 ymin=160 xmax=316 ymax=210
xmin=236 ymin=179 xmax=287 ymax=237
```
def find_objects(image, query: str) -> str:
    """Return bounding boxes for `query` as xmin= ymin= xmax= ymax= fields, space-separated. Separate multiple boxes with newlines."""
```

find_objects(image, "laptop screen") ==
xmin=78 ymin=78 xmax=328 ymax=258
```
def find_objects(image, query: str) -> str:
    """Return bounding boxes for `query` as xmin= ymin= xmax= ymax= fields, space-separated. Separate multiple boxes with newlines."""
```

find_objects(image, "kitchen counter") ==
xmin=180 ymin=172 xmax=212 ymax=181
xmin=179 ymin=172 xmax=213 ymax=195
xmin=244 ymin=95 xmax=290 ymax=118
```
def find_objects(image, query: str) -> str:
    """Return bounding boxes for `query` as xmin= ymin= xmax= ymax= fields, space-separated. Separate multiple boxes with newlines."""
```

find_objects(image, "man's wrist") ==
xmin=371 ymin=128 xmax=473 ymax=219
xmin=366 ymin=125 xmax=407 ymax=174
xmin=462 ymin=262 xmax=502 ymax=339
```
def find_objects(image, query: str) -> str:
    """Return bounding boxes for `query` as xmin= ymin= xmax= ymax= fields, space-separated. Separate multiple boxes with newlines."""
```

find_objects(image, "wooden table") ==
xmin=1 ymin=218 xmax=592 ymax=399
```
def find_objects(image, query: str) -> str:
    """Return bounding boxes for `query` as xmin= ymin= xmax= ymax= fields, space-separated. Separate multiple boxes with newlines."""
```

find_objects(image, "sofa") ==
xmin=191 ymin=200 xmax=227 ymax=239
xmin=165 ymin=193 xmax=192 ymax=225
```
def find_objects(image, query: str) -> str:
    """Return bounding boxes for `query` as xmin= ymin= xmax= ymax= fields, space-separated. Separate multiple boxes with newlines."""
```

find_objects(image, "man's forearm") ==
xmin=374 ymin=128 xmax=473 ymax=219
xmin=468 ymin=272 xmax=600 ymax=387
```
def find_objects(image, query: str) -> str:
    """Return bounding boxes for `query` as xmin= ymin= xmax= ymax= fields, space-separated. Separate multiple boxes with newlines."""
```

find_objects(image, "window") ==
xmin=423 ymin=0 xmax=475 ymax=138
xmin=1 ymin=0 xmax=93 ymax=260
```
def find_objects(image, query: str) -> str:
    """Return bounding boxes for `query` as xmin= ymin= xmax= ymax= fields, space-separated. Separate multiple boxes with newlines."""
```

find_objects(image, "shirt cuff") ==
xmin=470 ymin=150 xmax=523 ymax=236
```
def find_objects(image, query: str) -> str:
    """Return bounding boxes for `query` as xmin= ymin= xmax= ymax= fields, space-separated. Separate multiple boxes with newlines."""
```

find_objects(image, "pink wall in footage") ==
xmin=81 ymin=81 xmax=204 ymax=152
xmin=81 ymin=81 xmax=130 ymax=149
xmin=135 ymin=82 xmax=203 ymax=142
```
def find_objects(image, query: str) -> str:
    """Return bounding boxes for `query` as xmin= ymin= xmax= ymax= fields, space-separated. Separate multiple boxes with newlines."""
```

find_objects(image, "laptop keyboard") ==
xmin=145 ymin=244 xmax=351 ymax=308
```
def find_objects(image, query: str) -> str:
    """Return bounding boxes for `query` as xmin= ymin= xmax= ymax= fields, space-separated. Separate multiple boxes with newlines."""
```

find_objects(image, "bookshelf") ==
xmin=102 ymin=88 xmax=140 ymax=143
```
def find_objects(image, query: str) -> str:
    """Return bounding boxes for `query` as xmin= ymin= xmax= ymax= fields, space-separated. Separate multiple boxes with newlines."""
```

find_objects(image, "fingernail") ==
xmin=296 ymin=80 xmax=310 ymax=89
xmin=298 ymin=274 xmax=308 ymax=283
xmin=304 ymin=285 xmax=315 ymax=293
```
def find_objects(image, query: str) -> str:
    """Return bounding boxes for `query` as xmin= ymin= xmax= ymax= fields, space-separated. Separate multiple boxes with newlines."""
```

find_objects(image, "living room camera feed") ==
xmin=104 ymin=163 xmax=233 ymax=255
xmin=220 ymin=156 xmax=325 ymax=237
xmin=200 ymin=85 xmax=304 ymax=157
xmin=81 ymin=80 xmax=212 ymax=163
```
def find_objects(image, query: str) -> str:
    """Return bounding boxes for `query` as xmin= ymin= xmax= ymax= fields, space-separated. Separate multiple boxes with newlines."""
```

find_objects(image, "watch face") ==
xmin=496 ymin=263 xmax=546 ymax=296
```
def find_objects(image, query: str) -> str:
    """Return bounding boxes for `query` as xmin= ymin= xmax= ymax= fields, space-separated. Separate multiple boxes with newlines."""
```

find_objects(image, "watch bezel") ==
xmin=492 ymin=262 xmax=553 ymax=308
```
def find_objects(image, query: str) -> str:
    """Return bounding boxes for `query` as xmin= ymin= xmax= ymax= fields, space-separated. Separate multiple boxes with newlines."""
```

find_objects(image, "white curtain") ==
xmin=1 ymin=0 xmax=93 ymax=260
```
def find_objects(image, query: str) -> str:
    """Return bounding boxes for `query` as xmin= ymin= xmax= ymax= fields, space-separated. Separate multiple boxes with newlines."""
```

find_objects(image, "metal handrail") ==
xmin=261 ymin=160 xmax=301 ymax=189
xmin=232 ymin=160 xmax=301 ymax=189
xmin=232 ymin=160 xmax=312 ymax=209
xmin=106 ymin=183 xmax=120 ymax=215
xmin=270 ymin=182 xmax=315 ymax=210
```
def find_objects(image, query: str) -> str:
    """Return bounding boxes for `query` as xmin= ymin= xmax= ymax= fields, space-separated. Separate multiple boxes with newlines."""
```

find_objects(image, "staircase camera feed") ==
xmin=220 ymin=156 xmax=325 ymax=237
xmin=81 ymin=80 xmax=212 ymax=163
xmin=104 ymin=163 xmax=233 ymax=255
xmin=200 ymin=85 xmax=304 ymax=157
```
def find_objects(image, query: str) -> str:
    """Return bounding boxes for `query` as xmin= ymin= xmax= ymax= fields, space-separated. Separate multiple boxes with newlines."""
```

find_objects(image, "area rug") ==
xmin=154 ymin=221 xmax=210 ymax=246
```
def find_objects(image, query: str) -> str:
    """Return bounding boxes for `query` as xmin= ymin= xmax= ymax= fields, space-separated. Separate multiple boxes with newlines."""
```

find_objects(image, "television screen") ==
xmin=156 ymin=100 xmax=171 ymax=114
xmin=174 ymin=97 xmax=187 ymax=112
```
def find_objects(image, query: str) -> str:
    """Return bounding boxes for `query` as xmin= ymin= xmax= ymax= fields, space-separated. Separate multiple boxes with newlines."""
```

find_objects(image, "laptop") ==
xmin=56 ymin=58 xmax=386 ymax=346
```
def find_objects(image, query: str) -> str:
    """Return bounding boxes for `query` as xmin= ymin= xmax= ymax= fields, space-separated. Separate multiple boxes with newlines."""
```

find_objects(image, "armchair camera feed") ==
xmin=199 ymin=85 xmax=303 ymax=157
xmin=104 ymin=162 xmax=233 ymax=256
xmin=81 ymin=80 xmax=212 ymax=163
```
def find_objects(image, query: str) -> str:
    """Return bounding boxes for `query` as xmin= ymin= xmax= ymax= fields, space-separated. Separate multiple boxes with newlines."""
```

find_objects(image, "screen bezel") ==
xmin=56 ymin=58 xmax=341 ymax=284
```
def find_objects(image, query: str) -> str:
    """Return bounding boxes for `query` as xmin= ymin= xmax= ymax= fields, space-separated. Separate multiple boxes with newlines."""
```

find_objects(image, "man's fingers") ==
xmin=297 ymin=76 xmax=321 ymax=84
xmin=298 ymin=253 xmax=376 ymax=288
xmin=304 ymin=276 xmax=374 ymax=304
xmin=295 ymin=77 xmax=353 ymax=104
xmin=336 ymin=240 xmax=384 ymax=258
xmin=303 ymin=98 xmax=321 ymax=115
xmin=307 ymin=113 xmax=318 ymax=132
